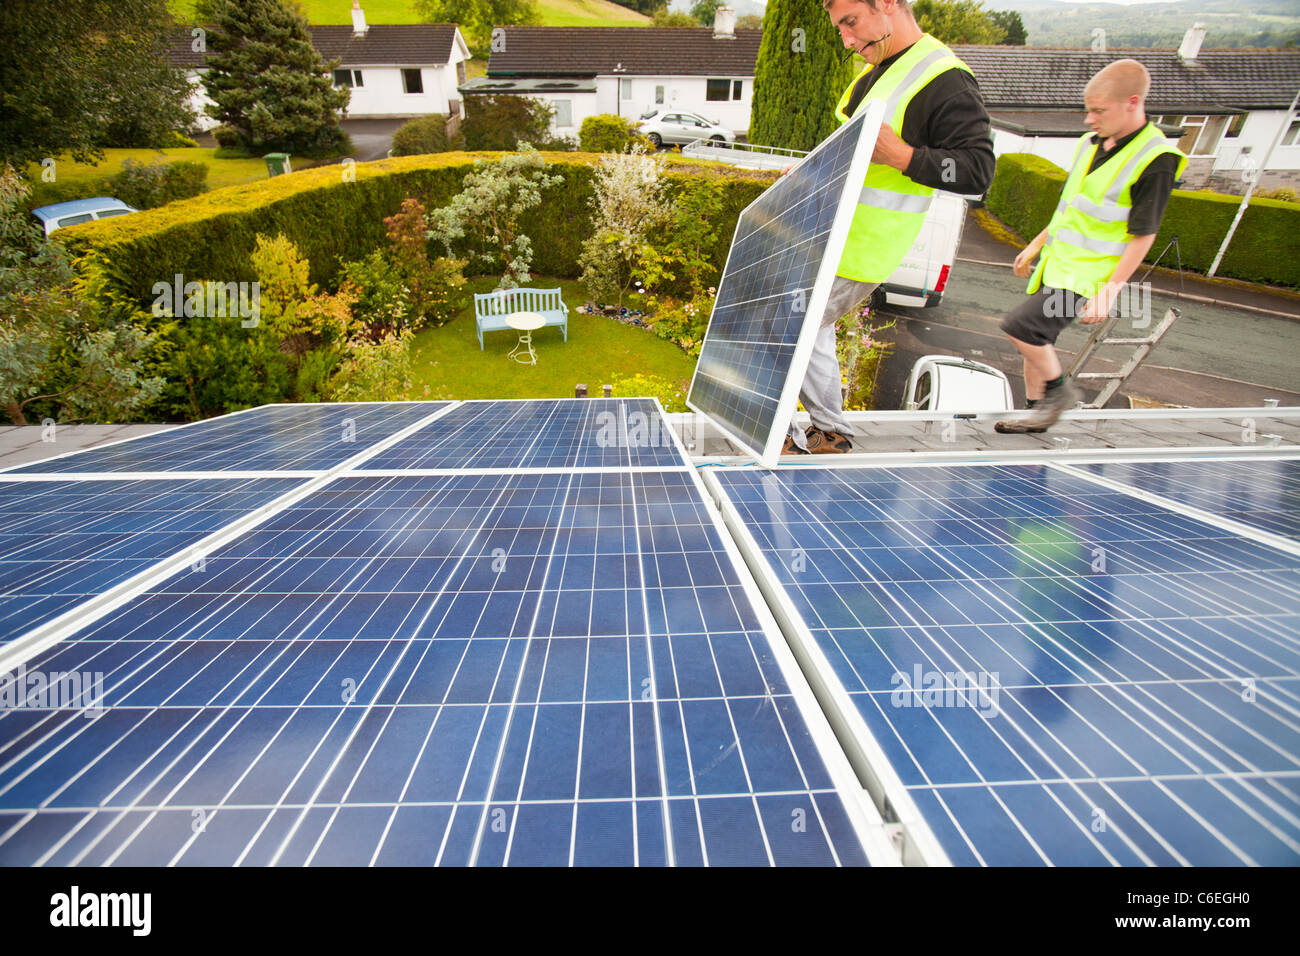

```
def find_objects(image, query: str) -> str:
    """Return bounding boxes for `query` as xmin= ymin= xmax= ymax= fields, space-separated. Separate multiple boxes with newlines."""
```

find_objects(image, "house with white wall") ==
xmin=956 ymin=28 xmax=1300 ymax=193
xmin=167 ymin=3 xmax=471 ymax=130
xmin=459 ymin=9 xmax=759 ymax=142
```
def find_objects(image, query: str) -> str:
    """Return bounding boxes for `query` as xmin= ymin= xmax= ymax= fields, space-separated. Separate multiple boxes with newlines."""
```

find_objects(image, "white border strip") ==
xmin=0 ymin=402 xmax=462 ymax=676
xmin=0 ymin=471 xmax=321 ymax=483
xmin=1049 ymin=460 xmax=1300 ymax=558
xmin=694 ymin=446 xmax=1300 ymax=470
xmin=700 ymin=468 xmax=951 ymax=867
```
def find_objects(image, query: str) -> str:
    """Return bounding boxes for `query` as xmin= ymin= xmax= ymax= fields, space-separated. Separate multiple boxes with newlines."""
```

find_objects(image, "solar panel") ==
xmin=710 ymin=463 xmax=1300 ymax=865
xmin=1077 ymin=458 xmax=1300 ymax=542
xmin=4 ymin=402 xmax=450 ymax=475
xmin=0 ymin=477 xmax=305 ymax=642
xmin=360 ymin=399 xmax=686 ymax=471
xmin=687 ymin=101 xmax=884 ymax=466
xmin=0 ymin=406 xmax=889 ymax=867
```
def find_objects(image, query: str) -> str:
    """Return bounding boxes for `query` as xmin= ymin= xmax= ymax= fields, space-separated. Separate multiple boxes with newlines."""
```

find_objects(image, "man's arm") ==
xmin=889 ymin=69 xmax=995 ymax=196
xmin=1078 ymin=234 xmax=1156 ymax=323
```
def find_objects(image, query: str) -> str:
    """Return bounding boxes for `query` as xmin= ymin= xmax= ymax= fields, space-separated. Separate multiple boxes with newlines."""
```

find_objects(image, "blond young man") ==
xmin=996 ymin=59 xmax=1186 ymax=433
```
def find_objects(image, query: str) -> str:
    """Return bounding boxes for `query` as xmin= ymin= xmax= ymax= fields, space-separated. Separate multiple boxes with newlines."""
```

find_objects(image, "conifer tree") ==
xmin=197 ymin=0 xmax=351 ymax=156
xmin=749 ymin=0 xmax=858 ymax=151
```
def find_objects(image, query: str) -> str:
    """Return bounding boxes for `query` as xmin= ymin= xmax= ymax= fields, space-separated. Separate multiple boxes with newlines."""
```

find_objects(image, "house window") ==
xmin=1283 ymin=119 xmax=1300 ymax=147
xmin=402 ymin=69 xmax=424 ymax=94
xmin=1191 ymin=115 xmax=1228 ymax=155
xmin=732 ymin=80 xmax=742 ymax=100
xmin=655 ymin=85 xmax=664 ymax=105
xmin=553 ymin=100 xmax=573 ymax=127
xmin=1174 ymin=115 xmax=1205 ymax=155
xmin=457 ymin=61 xmax=467 ymax=85
xmin=620 ymin=79 xmax=632 ymax=100
xmin=333 ymin=69 xmax=363 ymax=88
xmin=1225 ymin=113 xmax=1247 ymax=138
xmin=706 ymin=78 xmax=730 ymax=101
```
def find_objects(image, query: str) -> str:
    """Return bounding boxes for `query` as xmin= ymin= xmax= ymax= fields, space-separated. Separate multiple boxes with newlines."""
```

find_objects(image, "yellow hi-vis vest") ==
xmin=1028 ymin=122 xmax=1187 ymax=298
xmin=834 ymin=34 xmax=972 ymax=283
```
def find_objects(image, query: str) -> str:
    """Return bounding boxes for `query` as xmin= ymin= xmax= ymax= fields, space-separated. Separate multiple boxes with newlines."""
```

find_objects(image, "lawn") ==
xmin=406 ymin=276 xmax=694 ymax=401
xmin=29 ymin=148 xmax=272 ymax=193
xmin=168 ymin=0 xmax=648 ymax=28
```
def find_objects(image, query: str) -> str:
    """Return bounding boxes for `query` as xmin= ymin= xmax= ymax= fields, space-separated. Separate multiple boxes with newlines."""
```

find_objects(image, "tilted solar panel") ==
xmin=687 ymin=101 xmax=884 ymax=466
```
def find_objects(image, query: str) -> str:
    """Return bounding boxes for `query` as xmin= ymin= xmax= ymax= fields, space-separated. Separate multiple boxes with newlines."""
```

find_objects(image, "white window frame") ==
xmin=1283 ymin=119 xmax=1300 ymax=147
xmin=619 ymin=79 xmax=632 ymax=101
xmin=553 ymin=99 xmax=573 ymax=128
xmin=333 ymin=69 xmax=363 ymax=88
xmin=402 ymin=69 xmax=424 ymax=95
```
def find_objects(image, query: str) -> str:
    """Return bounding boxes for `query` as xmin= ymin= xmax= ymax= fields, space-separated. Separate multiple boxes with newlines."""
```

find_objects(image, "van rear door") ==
xmin=879 ymin=191 xmax=968 ymax=309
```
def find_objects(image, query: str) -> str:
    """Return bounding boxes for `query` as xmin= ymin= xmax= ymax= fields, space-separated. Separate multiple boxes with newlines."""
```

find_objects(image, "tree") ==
xmin=427 ymin=145 xmax=563 ymax=290
xmin=912 ymin=0 xmax=1003 ymax=46
xmin=607 ymin=0 xmax=666 ymax=14
xmin=736 ymin=14 xmax=765 ymax=30
xmin=414 ymin=0 xmax=538 ymax=49
xmin=461 ymin=95 xmax=555 ymax=151
xmin=196 ymin=0 xmax=351 ymax=156
xmin=690 ymin=0 xmax=724 ymax=26
xmin=750 ymin=0 xmax=859 ymax=152
xmin=578 ymin=148 xmax=674 ymax=308
xmin=0 ymin=0 xmax=194 ymax=169
xmin=990 ymin=9 xmax=1027 ymax=45
xmin=652 ymin=11 xmax=701 ymax=28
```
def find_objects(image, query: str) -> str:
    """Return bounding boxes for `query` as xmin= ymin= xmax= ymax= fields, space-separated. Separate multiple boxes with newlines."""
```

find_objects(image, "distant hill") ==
xmin=997 ymin=0 xmax=1300 ymax=49
xmin=167 ymin=0 xmax=650 ymax=29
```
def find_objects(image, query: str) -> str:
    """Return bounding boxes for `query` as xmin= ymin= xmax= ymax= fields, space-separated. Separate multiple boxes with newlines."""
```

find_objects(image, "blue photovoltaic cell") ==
xmin=0 ymin=477 xmax=304 ymax=643
xmin=715 ymin=464 xmax=1300 ymax=866
xmin=360 ymin=399 xmax=686 ymax=470
xmin=5 ymin=402 xmax=448 ymax=475
xmin=1079 ymin=458 xmax=1300 ymax=541
xmin=0 ymin=471 xmax=869 ymax=866
xmin=688 ymin=108 xmax=875 ymax=461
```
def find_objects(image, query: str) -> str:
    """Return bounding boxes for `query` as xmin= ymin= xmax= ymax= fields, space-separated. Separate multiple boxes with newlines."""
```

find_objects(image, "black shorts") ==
xmin=1000 ymin=286 xmax=1090 ymax=347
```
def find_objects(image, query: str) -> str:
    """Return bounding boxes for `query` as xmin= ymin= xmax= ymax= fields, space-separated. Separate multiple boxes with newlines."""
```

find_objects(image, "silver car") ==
xmin=637 ymin=109 xmax=736 ymax=148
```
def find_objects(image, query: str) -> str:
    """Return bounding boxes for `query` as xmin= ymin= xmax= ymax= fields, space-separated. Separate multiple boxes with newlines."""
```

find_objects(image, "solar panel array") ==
xmin=687 ymin=102 xmax=884 ymax=466
xmin=0 ymin=400 xmax=885 ymax=867
xmin=712 ymin=461 xmax=1300 ymax=866
xmin=5 ymin=400 xmax=1297 ymax=867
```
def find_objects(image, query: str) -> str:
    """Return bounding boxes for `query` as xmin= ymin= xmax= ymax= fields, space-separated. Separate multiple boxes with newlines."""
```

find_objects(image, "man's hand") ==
xmin=1013 ymin=230 xmax=1048 ymax=278
xmin=780 ymin=163 xmax=794 ymax=177
xmin=871 ymin=124 xmax=914 ymax=172
xmin=1012 ymin=247 xmax=1037 ymax=279
xmin=1077 ymin=285 xmax=1115 ymax=324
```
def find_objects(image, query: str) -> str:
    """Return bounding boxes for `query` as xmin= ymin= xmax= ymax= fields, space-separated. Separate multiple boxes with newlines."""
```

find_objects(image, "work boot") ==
xmin=1017 ymin=379 xmax=1080 ymax=430
xmin=805 ymin=425 xmax=852 ymax=453
xmin=781 ymin=436 xmax=810 ymax=455
xmin=994 ymin=419 xmax=1047 ymax=434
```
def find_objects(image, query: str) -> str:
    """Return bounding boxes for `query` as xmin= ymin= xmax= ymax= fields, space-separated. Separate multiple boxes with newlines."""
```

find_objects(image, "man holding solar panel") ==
xmin=783 ymin=0 xmax=995 ymax=454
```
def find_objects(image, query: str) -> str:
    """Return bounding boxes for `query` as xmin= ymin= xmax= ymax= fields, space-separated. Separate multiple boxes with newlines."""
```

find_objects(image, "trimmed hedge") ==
xmin=987 ymin=152 xmax=1300 ymax=288
xmin=63 ymin=152 xmax=775 ymax=313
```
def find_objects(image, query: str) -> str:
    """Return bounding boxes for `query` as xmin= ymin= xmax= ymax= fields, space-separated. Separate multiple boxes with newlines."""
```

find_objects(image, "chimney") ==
xmin=1178 ymin=22 xmax=1206 ymax=61
xmin=713 ymin=6 xmax=736 ymax=39
xmin=352 ymin=0 xmax=368 ymax=38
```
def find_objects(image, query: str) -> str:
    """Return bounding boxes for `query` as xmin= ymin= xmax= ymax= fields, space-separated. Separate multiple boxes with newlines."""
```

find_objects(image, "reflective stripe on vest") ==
xmin=834 ymin=36 xmax=972 ymax=283
xmin=1029 ymin=123 xmax=1187 ymax=297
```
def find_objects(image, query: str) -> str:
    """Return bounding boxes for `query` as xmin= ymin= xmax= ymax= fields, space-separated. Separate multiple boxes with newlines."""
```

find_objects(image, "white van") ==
xmin=878 ymin=190 xmax=969 ymax=309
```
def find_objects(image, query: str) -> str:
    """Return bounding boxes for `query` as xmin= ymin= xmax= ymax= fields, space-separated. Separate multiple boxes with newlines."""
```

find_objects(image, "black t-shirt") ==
xmin=1084 ymin=123 xmax=1180 ymax=236
xmin=843 ymin=41 xmax=996 ymax=196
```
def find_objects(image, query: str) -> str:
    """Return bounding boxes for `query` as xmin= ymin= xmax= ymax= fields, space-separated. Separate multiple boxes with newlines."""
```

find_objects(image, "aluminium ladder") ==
xmin=1066 ymin=306 xmax=1181 ymax=408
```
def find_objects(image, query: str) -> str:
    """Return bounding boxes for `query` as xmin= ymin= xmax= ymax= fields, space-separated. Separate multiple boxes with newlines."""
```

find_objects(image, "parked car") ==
xmin=903 ymin=355 xmax=1013 ymax=412
xmin=31 ymin=198 xmax=138 ymax=236
xmin=637 ymin=109 xmax=736 ymax=148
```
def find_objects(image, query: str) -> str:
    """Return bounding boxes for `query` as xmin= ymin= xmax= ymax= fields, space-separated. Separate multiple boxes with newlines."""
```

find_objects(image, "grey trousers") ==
xmin=786 ymin=276 xmax=879 ymax=449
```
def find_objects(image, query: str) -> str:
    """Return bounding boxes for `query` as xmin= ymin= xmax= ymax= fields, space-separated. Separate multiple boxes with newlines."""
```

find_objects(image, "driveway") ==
xmin=341 ymin=118 xmax=406 ymax=161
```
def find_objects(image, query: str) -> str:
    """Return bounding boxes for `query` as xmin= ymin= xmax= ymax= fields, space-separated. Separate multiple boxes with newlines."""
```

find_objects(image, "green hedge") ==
xmin=63 ymin=152 xmax=775 ymax=312
xmin=987 ymin=152 xmax=1300 ymax=288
